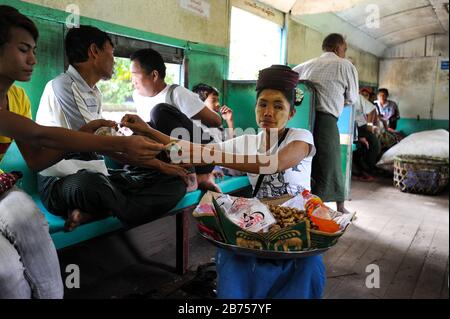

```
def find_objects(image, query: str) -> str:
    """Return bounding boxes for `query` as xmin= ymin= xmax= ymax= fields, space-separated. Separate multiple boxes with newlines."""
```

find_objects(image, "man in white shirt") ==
xmin=130 ymin=48 xmax=222 ymax=192
xmin=294 ymin=33 xmax=359 ymax=214
xmin=353 ymin=93 xmax=381 ymax=180
xmin=36 ymin=26 xmax=186 ymax=230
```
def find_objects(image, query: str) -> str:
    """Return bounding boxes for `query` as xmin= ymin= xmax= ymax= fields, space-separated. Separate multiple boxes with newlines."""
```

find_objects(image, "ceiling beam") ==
xmin=429 ymin=0 xmax=450 ymax=31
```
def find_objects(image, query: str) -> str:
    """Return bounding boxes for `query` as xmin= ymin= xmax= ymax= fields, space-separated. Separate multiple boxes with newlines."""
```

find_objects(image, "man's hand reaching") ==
xmin=121 ymin=114 xmax=151 ymax=136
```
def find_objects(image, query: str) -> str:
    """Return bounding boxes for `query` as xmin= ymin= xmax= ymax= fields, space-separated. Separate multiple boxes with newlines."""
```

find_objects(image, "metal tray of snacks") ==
xmin=199 ymin=232 xmax=329 ymax=259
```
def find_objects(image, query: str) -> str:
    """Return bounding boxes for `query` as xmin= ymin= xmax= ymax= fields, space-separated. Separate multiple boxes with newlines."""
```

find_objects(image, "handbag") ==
xmin=252 ymin=128 xmax=290 ymax=198
xmin=0 ymin=171 xmax=23 ymax=197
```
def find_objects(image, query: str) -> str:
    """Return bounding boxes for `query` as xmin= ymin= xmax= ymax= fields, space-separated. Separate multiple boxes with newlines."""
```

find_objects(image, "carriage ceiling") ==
xmin=258 ymin=0 xmax=449 ymax=56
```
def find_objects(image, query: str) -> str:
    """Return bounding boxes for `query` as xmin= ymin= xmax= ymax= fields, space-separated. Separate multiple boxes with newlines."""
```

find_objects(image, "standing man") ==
xmin=294 ymin=33 xmax=359 ymax=214
xmin=36 ymin=26 xmax=187 ymax=230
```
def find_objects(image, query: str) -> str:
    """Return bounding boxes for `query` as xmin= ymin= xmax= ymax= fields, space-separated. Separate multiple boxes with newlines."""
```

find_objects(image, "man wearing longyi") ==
xmin=294 ymin=33 xmax=359 ymax=215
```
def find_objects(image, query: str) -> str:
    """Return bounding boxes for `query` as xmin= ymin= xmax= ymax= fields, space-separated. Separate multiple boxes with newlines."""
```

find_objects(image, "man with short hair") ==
xmin=294 ymin=33 xmax=359 ymax=214
xmin=36 ymin=26 xmax=187 ymax=230
xmin=130 ymin=48 xmax=222 ymax=192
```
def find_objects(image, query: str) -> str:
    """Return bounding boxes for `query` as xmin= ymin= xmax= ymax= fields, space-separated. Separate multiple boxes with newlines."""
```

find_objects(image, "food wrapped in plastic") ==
xmin=215 ymin=194 xmax=277 ymax=233
xmin=94 ymin=126 xmax=123 ymax=137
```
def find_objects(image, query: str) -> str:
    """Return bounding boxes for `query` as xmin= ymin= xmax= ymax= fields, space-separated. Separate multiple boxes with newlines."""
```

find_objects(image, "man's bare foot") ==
xmin=64 ymin=209 xmax=96 ymax=232
xmin=336 ymin=202 xmax=352 ymax=215
xmin=197 ymin=173 xmax=222 ymax=193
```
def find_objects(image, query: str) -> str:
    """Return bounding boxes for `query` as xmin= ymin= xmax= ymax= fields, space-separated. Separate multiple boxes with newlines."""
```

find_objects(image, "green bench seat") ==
xmin=1 ymin=142 xmax=251 ymax=273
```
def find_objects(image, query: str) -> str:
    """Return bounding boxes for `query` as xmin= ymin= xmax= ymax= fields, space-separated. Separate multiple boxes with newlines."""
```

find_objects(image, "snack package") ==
xmin=94 ymin=126 xmax=123 ymax=137
xmin=215 ymin=194 xmax=277 ymax=233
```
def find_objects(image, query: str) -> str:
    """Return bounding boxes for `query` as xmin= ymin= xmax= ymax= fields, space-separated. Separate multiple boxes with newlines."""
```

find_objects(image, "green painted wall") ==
xmin=13 ymin=18 xmax=65 ymax=119
xmin=397 ymin=119 xmax=449 ymax=136
xmin=224 ymin=81 xmax=258 ymax=130
xmin=185 ymin=49 xmax=228 ymax=101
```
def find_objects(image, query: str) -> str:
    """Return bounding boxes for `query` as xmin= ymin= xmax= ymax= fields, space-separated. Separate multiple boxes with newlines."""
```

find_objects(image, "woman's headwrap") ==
xmin=256 ymin=65 xmax=299 ymax=92
xmin=256 ymin=65 xmax=304 ymax=106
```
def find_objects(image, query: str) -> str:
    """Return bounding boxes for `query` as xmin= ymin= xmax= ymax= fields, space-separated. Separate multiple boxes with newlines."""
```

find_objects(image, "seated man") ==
xmin=375 ymin=88 xmax=400 ymax=131
xmin=130 ymin=49 xmax=223 ymax=192
xmin=353 ymin=93 xmax=381 ymax=181
xmin=36 ymin=26 xmax=187 ymax=231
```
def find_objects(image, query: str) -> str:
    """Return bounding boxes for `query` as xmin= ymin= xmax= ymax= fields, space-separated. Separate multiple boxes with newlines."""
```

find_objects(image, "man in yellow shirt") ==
xmin=0 ymin=85 xmax=32 ymax=162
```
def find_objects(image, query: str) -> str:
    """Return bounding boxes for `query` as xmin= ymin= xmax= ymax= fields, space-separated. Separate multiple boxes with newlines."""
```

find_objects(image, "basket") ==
xmin=309 ymin=229 xmax=345 ymax=249
xmin=393 ymin=155 xmax=449 ymax=195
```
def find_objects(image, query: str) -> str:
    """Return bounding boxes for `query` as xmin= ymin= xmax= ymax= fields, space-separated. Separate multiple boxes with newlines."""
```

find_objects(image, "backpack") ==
xmin=165 ymin=84 xmax=180 ymax=106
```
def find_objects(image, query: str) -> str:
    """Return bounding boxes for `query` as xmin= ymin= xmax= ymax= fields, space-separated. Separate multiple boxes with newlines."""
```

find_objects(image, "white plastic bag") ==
xmin=215 ymin=194 xmax=277 ymax=233
xmin=377 ymin=129 xmax=449 ymax=172
xmin=39 ymin=159 xmax=109 ymax=177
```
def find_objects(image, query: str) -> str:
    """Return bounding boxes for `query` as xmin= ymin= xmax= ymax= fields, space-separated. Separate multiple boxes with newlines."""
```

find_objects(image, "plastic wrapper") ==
xmin=215 ymin=194 xmax=277 ymax=233
xmin=94 ymin=126 xmax=124 ymax=137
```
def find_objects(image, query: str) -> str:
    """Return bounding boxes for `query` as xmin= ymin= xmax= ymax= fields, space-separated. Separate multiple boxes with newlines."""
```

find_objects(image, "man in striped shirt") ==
xmin=294 ymin=33 xmax=359 ymax=214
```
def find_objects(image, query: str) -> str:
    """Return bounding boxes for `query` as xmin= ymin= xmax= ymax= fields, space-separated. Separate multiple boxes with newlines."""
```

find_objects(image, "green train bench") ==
xmin=0 ymin=142 xmax=251 ymax=275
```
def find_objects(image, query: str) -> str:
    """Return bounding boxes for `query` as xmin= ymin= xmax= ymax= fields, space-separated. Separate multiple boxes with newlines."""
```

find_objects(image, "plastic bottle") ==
xmin=302 ymin=190 xmax=326 ymax=217
xmin=301 ymin=190 xmax=340 ymax=233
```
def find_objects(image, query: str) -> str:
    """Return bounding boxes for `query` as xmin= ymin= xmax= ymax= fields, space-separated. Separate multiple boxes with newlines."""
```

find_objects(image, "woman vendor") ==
xmin=121 ymin=65 xmax=326 ymax=299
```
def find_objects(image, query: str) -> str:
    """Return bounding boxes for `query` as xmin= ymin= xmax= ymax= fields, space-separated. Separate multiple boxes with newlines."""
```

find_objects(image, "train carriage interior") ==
xmin=0 ymin=0 xmax=448 ymax=301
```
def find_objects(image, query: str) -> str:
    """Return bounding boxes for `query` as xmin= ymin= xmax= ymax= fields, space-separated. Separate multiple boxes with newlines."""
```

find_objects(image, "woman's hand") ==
xmin=79 ymin=119 xmax=117 ymax=134
xmin=121 ymin=114 xmax=150 ymax=136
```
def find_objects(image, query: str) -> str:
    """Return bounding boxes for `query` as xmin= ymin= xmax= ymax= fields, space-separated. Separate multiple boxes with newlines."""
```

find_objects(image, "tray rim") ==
xmin=199 ymin=232 xmax=329 ymax=259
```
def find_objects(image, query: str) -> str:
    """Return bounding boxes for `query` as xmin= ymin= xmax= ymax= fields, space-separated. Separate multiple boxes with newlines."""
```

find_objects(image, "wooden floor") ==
xmin=61 ymin=176 xmax=449 ymax=299
xmin=323 ymin=177 xmax=449 ymax=299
